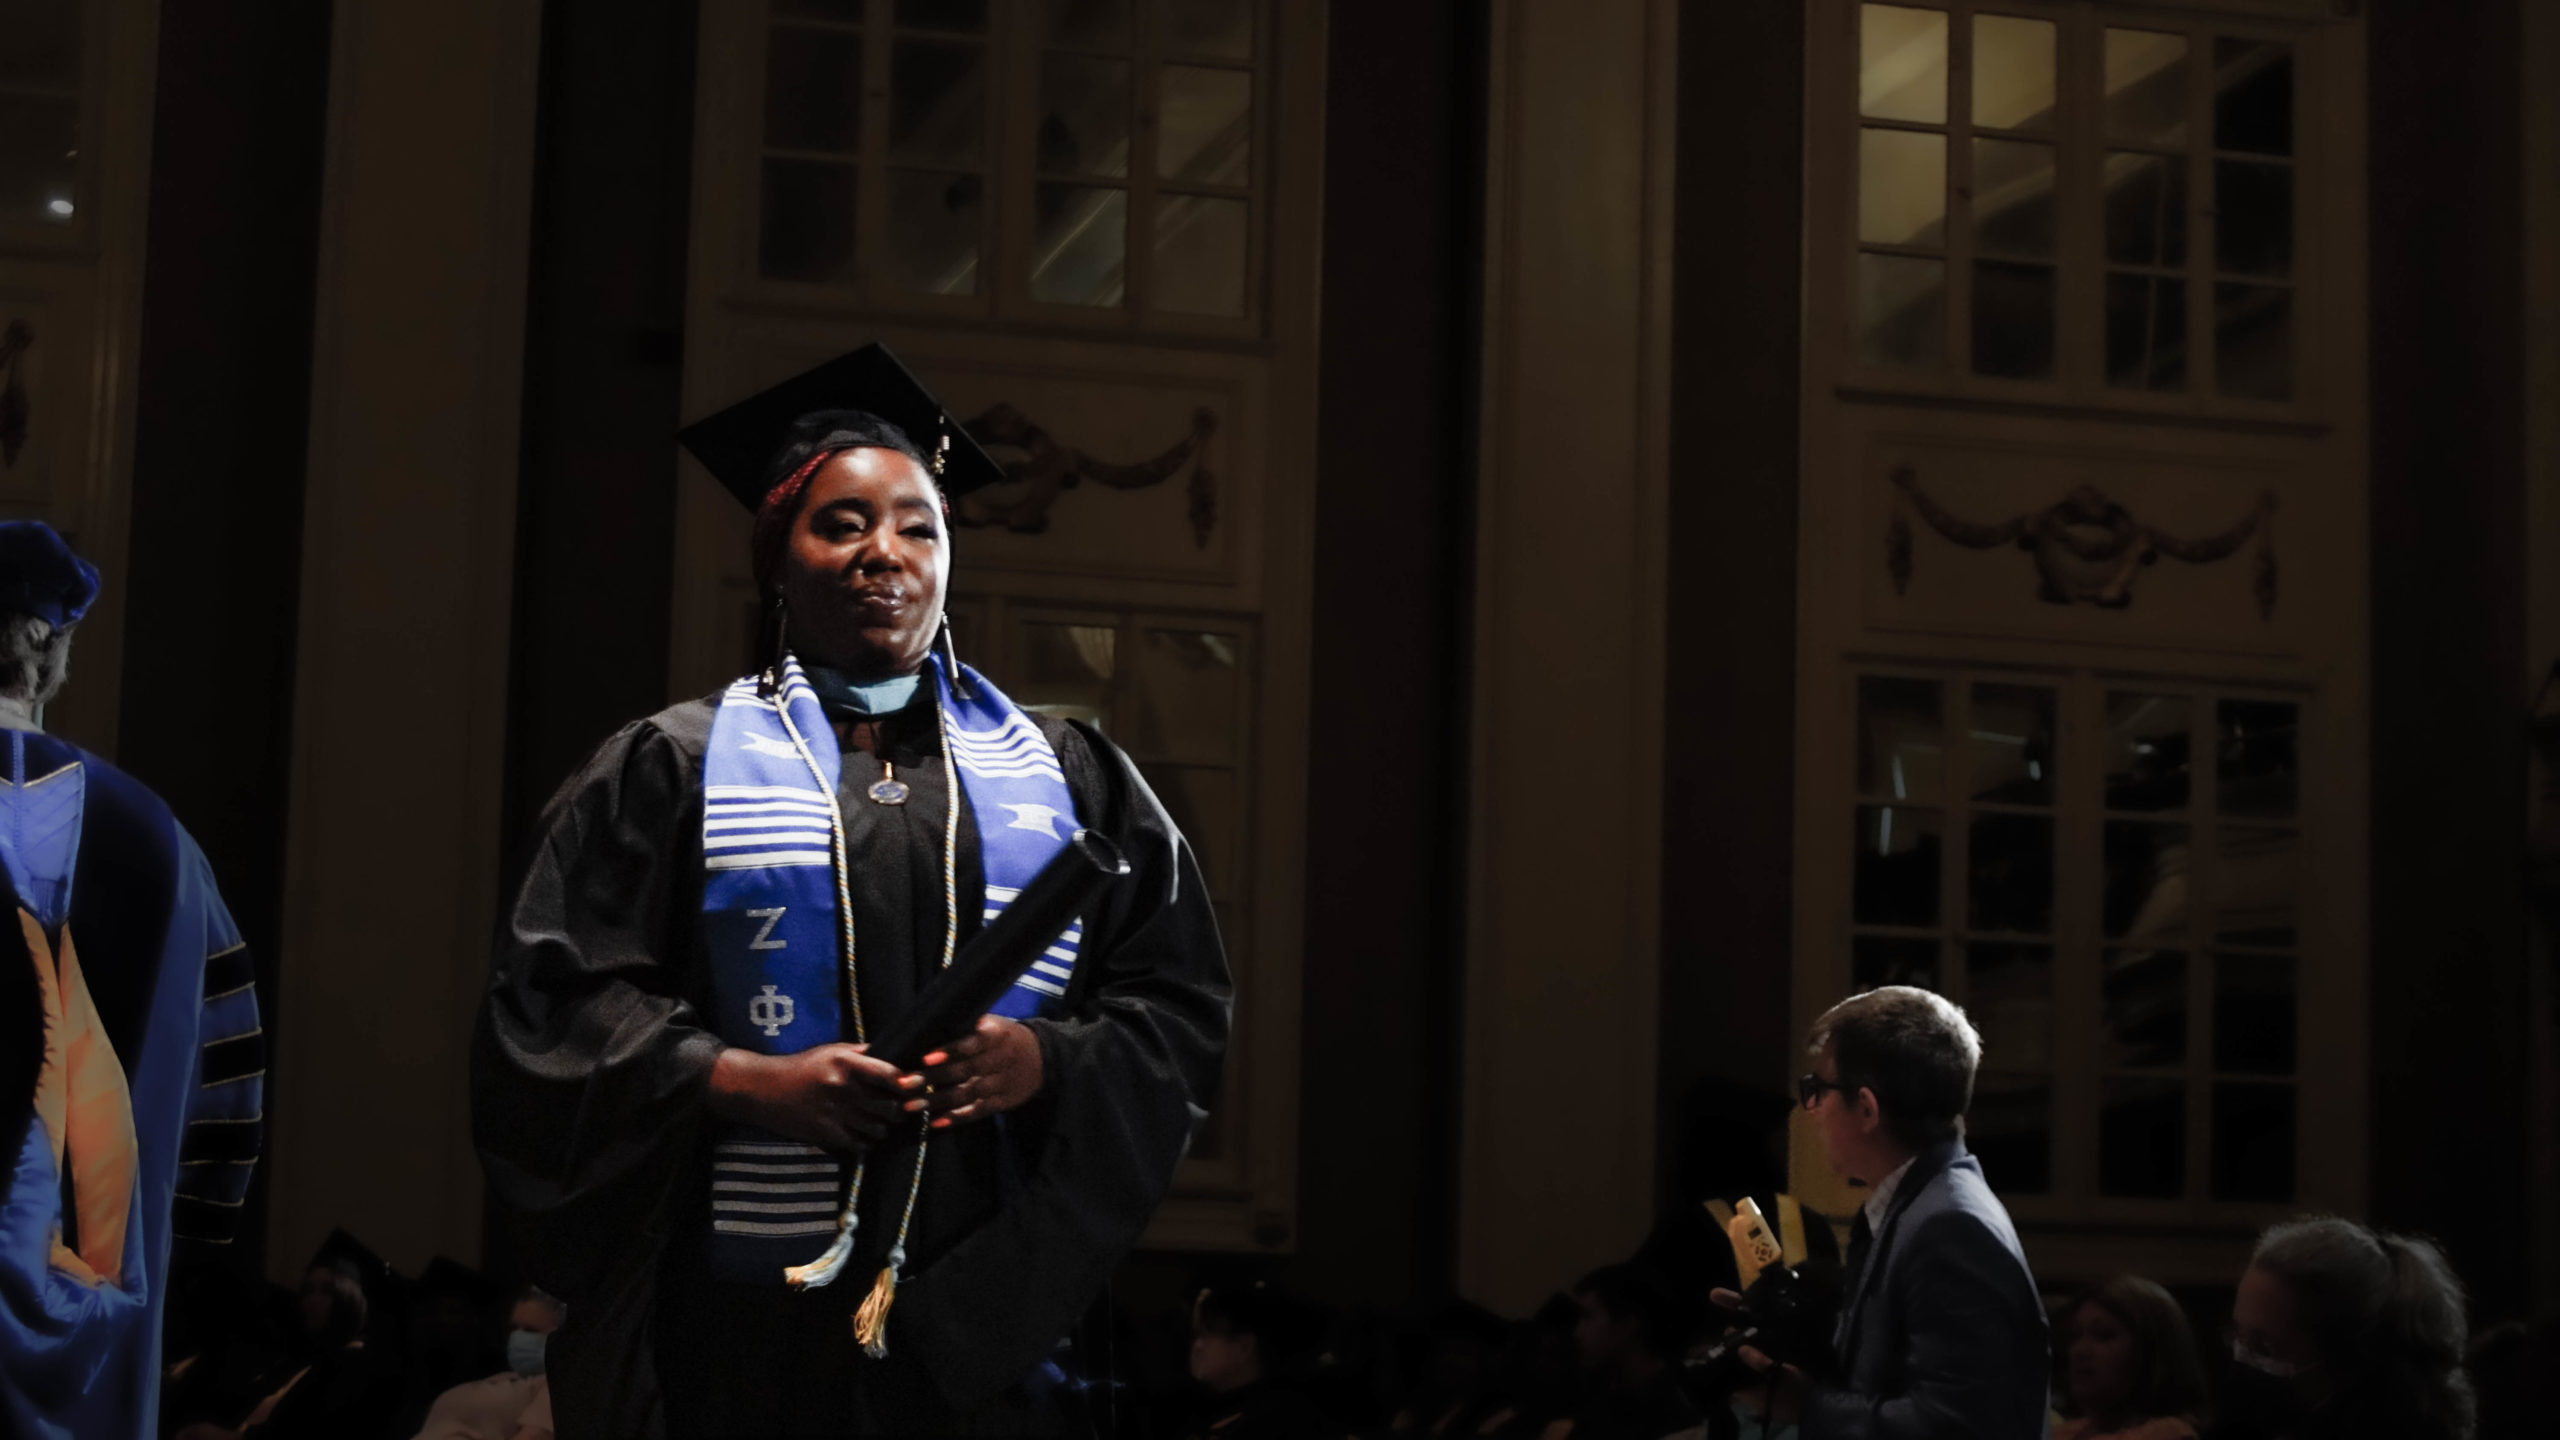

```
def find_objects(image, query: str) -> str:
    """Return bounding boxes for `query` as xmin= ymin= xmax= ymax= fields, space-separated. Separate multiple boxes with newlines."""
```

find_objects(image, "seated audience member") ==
xmin=1565 ymin=1264 xmax=1701 ymax=1440
xmin=1300 ymin=1305 xmax=1393 ymax=1438
xmin=409 ymin=1288 xmax=563 ymax=1440
xmin=1468 ymin=1293 xmax=1585 ymax=1440
xmin=1183 ymin=1284 xmax=1332 ymax=1440
xmin=2213 ymin=1216 xmax=2473 ymax=1440
xmin=405 ymin=1258 xmax=507 ymax=1423
xmin=1429 ymin=1292 xmax=1570 ymax=1440
xmin=176 ymin=1257 xmax=400 ymax=1440
xmin=1389 ymin=1301 xmax=1513 ymax=1437
xmin=1734 ymin=985 xmax=2049 ymax=1439
xmin=161 ymin=1266 xmax=295 ymax=1438
xmin=2054 ymin=1277 xmax=2208 ymax=1440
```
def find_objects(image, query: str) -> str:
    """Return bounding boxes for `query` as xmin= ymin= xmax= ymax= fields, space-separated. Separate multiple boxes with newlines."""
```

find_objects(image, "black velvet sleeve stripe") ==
xmin=203 ymin=944 xmax=255 ymax=1001
xmin=200 ymin=1030 xmax=266 ymax=1086
xmin=179 ymin=1117 xmax=264 ymax=1164
xmin=171 ymin=1192 xmax=244 ymax=1244
xmin=176 ymin=1157 xmax=256 ymax=1181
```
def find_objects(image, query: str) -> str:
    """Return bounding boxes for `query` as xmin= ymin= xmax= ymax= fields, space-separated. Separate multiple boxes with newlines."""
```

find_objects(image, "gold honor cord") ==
xmin=23 ymin=909 xmax=137 ymax=1287
xmin=853 ymin=699 xmax=962 ymax=1360
xmin=764 ymin=659 xmax=962 ymax=1362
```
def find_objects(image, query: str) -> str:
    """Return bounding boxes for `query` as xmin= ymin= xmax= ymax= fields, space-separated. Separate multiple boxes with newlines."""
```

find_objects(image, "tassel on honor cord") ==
xmin=784 ymin=1168 xmax=866 ymax=1291
xmin=852 ymin=1244 xmax=904 ymax=1358
xmin=851 ymin=1121 xmax=934 ymax=1358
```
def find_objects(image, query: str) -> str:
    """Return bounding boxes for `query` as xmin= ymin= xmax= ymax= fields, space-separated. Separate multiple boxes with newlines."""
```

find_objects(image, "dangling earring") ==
xmin=938 ymin=613 xmax=974 ymax=700
xmin=758 ymin=592 xmax=790 ymax=694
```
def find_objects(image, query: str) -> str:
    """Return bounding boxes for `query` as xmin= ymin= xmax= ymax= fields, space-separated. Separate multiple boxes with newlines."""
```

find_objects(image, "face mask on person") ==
xmin=2217 ymin=1341 xmax=2311 ymax=1439
xmin=506 ymin=1328 xmax=548 ymax=1378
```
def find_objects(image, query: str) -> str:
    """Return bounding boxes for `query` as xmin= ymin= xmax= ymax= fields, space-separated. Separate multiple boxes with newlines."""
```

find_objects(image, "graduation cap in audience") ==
xmin=307 ymin=1228 xmax=394 ymax=1286
xmin=308 ymin=1227 xmax=416 ymax=1320
xmin=676 ymin=342 xmax=1008 ymax=512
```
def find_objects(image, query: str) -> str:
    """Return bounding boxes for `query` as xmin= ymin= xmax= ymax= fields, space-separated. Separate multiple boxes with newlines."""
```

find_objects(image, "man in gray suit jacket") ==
xmin=1734 ymin=986 xmax=2049 ymax=1440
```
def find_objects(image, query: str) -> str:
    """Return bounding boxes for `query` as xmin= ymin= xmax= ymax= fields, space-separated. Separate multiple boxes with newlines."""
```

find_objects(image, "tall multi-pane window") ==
xmin=754 ymin=0 xmax=1263 ymax=326
xmin=0 ymin=0 xmax=83 ymax=237
xmin=2100 ymin=28 xmax=2188 ymax=390
xmin=1856 ymin=5 xmax=1953 ymax=368
xmin=1852 ymin=3 xmax=2301 ymax=406
xmin=758 ymin=0 xmax=994 ymax=291
xmin=1031 ymin=4 xmax=1134 ymax=304
xmin=1805 ymin=0 xmax=2359 ymax=1279
xmin=1851 ymin=670 xmax=2305 ymax=1212
xmin=2204 ymin=38 xmax=2295 ymax=400
xmin=1858 ymin=3 xmax=2069 ymax=377
xmin=884 ymin=1 xmax=993 ymax=296
xmin=1853 ymin=675 xmax=2059 ymax=1191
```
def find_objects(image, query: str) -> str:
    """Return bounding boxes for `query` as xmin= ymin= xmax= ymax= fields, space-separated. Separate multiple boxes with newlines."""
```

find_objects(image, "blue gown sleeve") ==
xmin=170 ymin=829 xmax=262 ymax=1245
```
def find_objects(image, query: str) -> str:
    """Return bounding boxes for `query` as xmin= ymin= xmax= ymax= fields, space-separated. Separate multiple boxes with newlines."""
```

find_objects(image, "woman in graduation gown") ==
xmin=471 ymin=347 xmax=1232 ymax=1440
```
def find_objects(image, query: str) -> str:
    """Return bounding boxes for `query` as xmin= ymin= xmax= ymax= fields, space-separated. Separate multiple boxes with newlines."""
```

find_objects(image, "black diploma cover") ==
xmin=873 ymin=828 xmax=1130 ymax=1069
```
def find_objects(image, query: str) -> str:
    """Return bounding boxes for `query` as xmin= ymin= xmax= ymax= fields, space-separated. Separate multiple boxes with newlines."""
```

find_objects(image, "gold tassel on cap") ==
xmin=853 ymin=1254 xmax=902 ymax=1358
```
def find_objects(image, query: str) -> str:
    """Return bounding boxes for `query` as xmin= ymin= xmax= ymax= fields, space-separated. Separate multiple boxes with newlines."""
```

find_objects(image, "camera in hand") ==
xmin=1678 ymin=1196 xmax=1839 ymax=1422
xmin=1681 ymin=1264 xmax=1835 ymax=1400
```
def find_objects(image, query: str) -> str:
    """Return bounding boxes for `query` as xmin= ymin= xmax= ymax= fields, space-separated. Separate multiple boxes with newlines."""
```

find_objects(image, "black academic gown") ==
xmin=471 ymin=688 xmax=1231 ymax=1440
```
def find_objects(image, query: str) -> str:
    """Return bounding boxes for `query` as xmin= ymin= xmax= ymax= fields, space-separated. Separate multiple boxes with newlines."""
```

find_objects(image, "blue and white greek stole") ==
xmin=698 ymin=653 xmax=1085 ymax=1282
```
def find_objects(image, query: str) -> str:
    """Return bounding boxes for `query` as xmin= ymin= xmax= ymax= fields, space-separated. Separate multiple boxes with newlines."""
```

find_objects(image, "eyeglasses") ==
xmin=1798 ymin=1072 xmax=1854 ymax=1110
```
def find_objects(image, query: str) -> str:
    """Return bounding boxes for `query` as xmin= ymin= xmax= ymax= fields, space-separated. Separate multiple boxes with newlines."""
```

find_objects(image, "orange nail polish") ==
xmin=922 ymin=1051 xmax=947 ymax=1067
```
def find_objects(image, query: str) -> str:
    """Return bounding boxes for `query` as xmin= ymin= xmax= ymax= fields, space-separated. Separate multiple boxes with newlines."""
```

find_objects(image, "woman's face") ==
xmin=1190 ymin=1323 xmax=1258 ymax=1393
xmin=776 ymin=446 xmax=947 ymax=679
xmin=2066 ymin=1301 xmax=2136 ymax=1416
xmin=2232 ymin=1266 xmax=2317 ymax=1371
xmin=299 ymin=1268 xmax=338 ymax=1339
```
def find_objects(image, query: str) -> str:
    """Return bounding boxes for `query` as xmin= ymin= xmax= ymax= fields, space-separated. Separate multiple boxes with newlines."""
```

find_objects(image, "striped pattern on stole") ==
xmin=696 ymin=654 xmax=1088 ymax=1282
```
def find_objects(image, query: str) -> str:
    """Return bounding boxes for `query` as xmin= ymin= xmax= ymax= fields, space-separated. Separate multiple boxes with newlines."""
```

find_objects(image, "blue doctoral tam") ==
xmin=0 ymin=522 xmax=99 ymax=628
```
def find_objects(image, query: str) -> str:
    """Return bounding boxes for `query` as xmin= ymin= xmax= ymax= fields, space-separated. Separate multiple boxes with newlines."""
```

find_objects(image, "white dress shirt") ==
xmin=1860 ymin=1154 xmax=1918 ymax=1237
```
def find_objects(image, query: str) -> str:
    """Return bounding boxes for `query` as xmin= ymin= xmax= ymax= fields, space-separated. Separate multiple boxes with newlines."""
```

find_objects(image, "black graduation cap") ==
xmin=308 ymin=1227 xmax=394 ymax=1284
xmin=676 ymin=343 xmax=1008 ymax=511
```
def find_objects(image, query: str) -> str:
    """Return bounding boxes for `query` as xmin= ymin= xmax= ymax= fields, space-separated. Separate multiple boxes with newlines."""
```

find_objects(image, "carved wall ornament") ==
xmin=1887 ymin=465 xmax=2281 ymax=619
xmin=0 ymin=320 xmax=30 ymax=470
xmin=957 ymin=403 xmax=1218 ymax=547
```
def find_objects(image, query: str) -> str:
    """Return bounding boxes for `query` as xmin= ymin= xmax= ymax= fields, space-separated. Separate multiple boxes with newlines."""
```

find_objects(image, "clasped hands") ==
xmin=707 ymin=1014 xmax=1043 ymax=1156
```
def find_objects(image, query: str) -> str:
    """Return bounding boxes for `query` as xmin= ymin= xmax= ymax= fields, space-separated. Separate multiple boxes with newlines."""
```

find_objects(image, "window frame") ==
xmin=730 ymin=0 xmax=1272 ymax=338
xmin=0 ymin=0 xmax=104 ymax=256
xmin=1816 ymin=0 xmax=2340 ymax=424
xmin=1819 ymin=660 xmax=2354 ymax=1247
xmin=976 ymin=595 xmax=1262 ymax=1196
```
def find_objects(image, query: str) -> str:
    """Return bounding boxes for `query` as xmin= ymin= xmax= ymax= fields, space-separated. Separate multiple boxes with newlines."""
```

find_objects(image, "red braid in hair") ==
xmin=749 ymin=447 xmax=844 ymax=597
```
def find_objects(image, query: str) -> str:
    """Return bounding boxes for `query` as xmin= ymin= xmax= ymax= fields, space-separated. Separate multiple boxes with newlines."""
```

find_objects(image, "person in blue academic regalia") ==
xmin=0 ymin=520 xmax=265 ymax=1440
